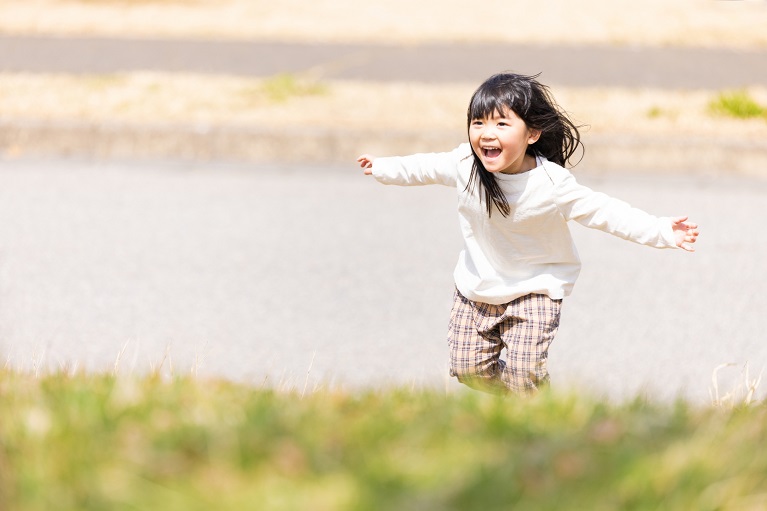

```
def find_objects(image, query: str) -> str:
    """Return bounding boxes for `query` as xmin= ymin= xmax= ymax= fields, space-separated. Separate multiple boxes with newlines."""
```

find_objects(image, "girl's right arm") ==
xmin=356 ymin=145 xmax=469 ymax=187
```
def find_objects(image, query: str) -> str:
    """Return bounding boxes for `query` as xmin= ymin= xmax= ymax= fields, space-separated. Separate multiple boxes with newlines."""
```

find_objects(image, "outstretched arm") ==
xmin=357 ymin=145 xmax=465 ymax=186
xmin=671 ymin=216 xmax=700 ymax=252
xmin=357 ymin=154 xmax=376 ymax=176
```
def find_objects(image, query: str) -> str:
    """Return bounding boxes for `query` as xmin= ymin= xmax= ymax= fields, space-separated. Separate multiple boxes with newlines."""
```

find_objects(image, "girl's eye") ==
xmin=471 ymin=120 xmax=483 ymax=126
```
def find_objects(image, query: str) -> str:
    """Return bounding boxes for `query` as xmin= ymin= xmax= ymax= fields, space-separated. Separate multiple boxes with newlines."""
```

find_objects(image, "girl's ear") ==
xmin=528 ymin=129 xmax=542 ymax=145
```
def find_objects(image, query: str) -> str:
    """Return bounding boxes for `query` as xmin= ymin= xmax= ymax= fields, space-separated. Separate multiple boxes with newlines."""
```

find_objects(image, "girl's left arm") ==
xmin=553 ymin=171 xmax=699 ymax=251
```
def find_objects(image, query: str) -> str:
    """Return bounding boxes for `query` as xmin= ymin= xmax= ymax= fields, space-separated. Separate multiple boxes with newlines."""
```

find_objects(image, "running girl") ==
xmin=357 ymin=72 xmax=699 ymax=395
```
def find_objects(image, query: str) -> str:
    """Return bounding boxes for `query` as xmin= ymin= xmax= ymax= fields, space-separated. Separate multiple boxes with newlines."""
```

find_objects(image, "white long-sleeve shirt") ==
xmin=372 ymin=143 xmax=678 ymax=305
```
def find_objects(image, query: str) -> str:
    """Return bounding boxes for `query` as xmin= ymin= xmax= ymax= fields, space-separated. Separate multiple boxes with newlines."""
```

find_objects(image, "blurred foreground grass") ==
xmin=2 ymin=370 xmax=767 ymax=511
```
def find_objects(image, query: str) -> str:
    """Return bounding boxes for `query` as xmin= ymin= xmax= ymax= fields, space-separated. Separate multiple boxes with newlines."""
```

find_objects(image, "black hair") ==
xmin=465 ymin=72 xmax=583 ymax=217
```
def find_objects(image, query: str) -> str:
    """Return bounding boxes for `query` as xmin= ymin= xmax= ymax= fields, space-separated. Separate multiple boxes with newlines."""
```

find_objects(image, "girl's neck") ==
xmin=500 ymin=154 xmax=538 ymax=175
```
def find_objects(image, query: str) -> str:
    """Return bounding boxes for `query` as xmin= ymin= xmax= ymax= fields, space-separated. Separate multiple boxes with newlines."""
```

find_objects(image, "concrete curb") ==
xmin=1 ymin=119 xmax=766 ymax=177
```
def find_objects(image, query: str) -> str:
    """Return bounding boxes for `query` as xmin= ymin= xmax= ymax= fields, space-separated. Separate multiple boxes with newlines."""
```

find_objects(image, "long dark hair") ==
xmin=465 ymin=72 xmax=583 ymax=217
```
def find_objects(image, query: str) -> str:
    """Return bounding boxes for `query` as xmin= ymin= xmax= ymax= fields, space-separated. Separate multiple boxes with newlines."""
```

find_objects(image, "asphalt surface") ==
xmin=1 ymin=35 xmax=766 ymax=88
xmin=0 ymin=158 xmax=764 ymax=403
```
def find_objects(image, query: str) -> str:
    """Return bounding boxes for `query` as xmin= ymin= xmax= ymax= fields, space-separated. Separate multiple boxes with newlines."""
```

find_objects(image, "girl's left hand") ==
xmin=671 ymin=216 xmax=700 ymax=252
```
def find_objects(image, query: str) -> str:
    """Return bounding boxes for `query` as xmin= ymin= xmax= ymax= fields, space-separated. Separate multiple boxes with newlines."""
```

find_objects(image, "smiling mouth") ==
xmin=482 ymin=147 xmax=502 ymax=159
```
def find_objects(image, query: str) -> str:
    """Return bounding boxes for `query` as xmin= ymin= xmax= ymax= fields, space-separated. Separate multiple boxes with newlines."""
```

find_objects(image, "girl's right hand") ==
xmin=356 ymin=154 xmax=376 ymax=175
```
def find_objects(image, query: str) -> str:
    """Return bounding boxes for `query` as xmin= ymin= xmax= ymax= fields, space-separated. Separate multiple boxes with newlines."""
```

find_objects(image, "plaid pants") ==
xmin=448 ymin=289 xmax=562 ymax=395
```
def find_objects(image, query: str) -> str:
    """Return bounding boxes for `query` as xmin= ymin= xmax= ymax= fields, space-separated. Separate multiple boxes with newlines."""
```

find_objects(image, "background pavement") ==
xmin=0 ymin=158 xmax=763 ymax=403
xmin=2 ymin=35 xmax=766 ymax=88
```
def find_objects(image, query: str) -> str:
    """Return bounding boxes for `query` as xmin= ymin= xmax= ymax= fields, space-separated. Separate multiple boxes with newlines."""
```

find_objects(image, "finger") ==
xmin=671 ymin=215 xmax=689 ymax=224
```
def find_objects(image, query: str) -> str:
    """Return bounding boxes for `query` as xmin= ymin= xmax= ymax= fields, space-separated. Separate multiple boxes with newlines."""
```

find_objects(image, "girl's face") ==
xmin=469 ymin=107 xmax=541 ymax=175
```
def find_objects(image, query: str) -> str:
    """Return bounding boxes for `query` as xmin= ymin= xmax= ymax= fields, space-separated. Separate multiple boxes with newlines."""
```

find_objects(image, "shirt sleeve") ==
xmin=551 ymin=169 xmax=679 ymax=249
xmin=371 ymin=144 xmax=469 ymax=187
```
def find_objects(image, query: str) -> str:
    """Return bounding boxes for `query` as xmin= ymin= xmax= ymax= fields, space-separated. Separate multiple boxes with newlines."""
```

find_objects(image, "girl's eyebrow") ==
xmin=472 ymin=113 xmax=510 ymax=121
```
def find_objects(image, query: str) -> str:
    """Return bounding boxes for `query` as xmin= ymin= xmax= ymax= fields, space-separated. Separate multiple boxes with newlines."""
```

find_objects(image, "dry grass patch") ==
xmin=1 ymin=0 xmax=767 ymax=48
xmin=1 ymin=73 xmax=766 ymax=143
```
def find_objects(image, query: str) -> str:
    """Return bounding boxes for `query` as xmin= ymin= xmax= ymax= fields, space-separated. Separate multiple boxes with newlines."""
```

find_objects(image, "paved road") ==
xmin=0 ymin=158 xmax=764 ymax=403
xmin=1 ymin=35 xmax=766 ymax=88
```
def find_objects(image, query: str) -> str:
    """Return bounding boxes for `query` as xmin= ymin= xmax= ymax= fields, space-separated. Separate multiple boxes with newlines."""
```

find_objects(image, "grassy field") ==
xmin=2 ymin=370 xmax=767 ymax=511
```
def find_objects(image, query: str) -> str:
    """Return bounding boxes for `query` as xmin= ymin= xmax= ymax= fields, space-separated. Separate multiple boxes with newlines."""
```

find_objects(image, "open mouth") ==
xmin=482 ymin=147 xmax=502 ymax=159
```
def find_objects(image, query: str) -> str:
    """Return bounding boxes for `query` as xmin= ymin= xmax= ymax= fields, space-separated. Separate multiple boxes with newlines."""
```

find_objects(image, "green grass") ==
xmin=646 ymin=106 xmax=665 ymax=119
xmin=1 ymin=370 xmax=767 ymax=511
xmin=709 ymin=90 xmax=767 ymax=120
xmin=236 ymin=73 xmax=328 ymax=106
xmin=259 ymin=73 xmax=328 ymax=103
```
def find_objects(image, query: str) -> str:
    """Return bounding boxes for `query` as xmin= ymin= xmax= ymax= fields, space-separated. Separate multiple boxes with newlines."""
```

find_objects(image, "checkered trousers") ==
xmin=448 ymin=289 xmax=562 ymax=395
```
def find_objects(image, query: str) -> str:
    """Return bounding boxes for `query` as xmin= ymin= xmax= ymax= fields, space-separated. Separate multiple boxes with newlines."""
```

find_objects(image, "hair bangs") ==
xmin=467 ymin=77 xmax=532 ymax=124
xmin=468 ymin=91 xmax=508 ymax=122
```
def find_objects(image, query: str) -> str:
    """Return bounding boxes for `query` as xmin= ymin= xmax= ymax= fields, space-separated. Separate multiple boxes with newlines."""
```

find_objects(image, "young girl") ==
xmin=357 ymin=73 xmax=699 ymax=395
